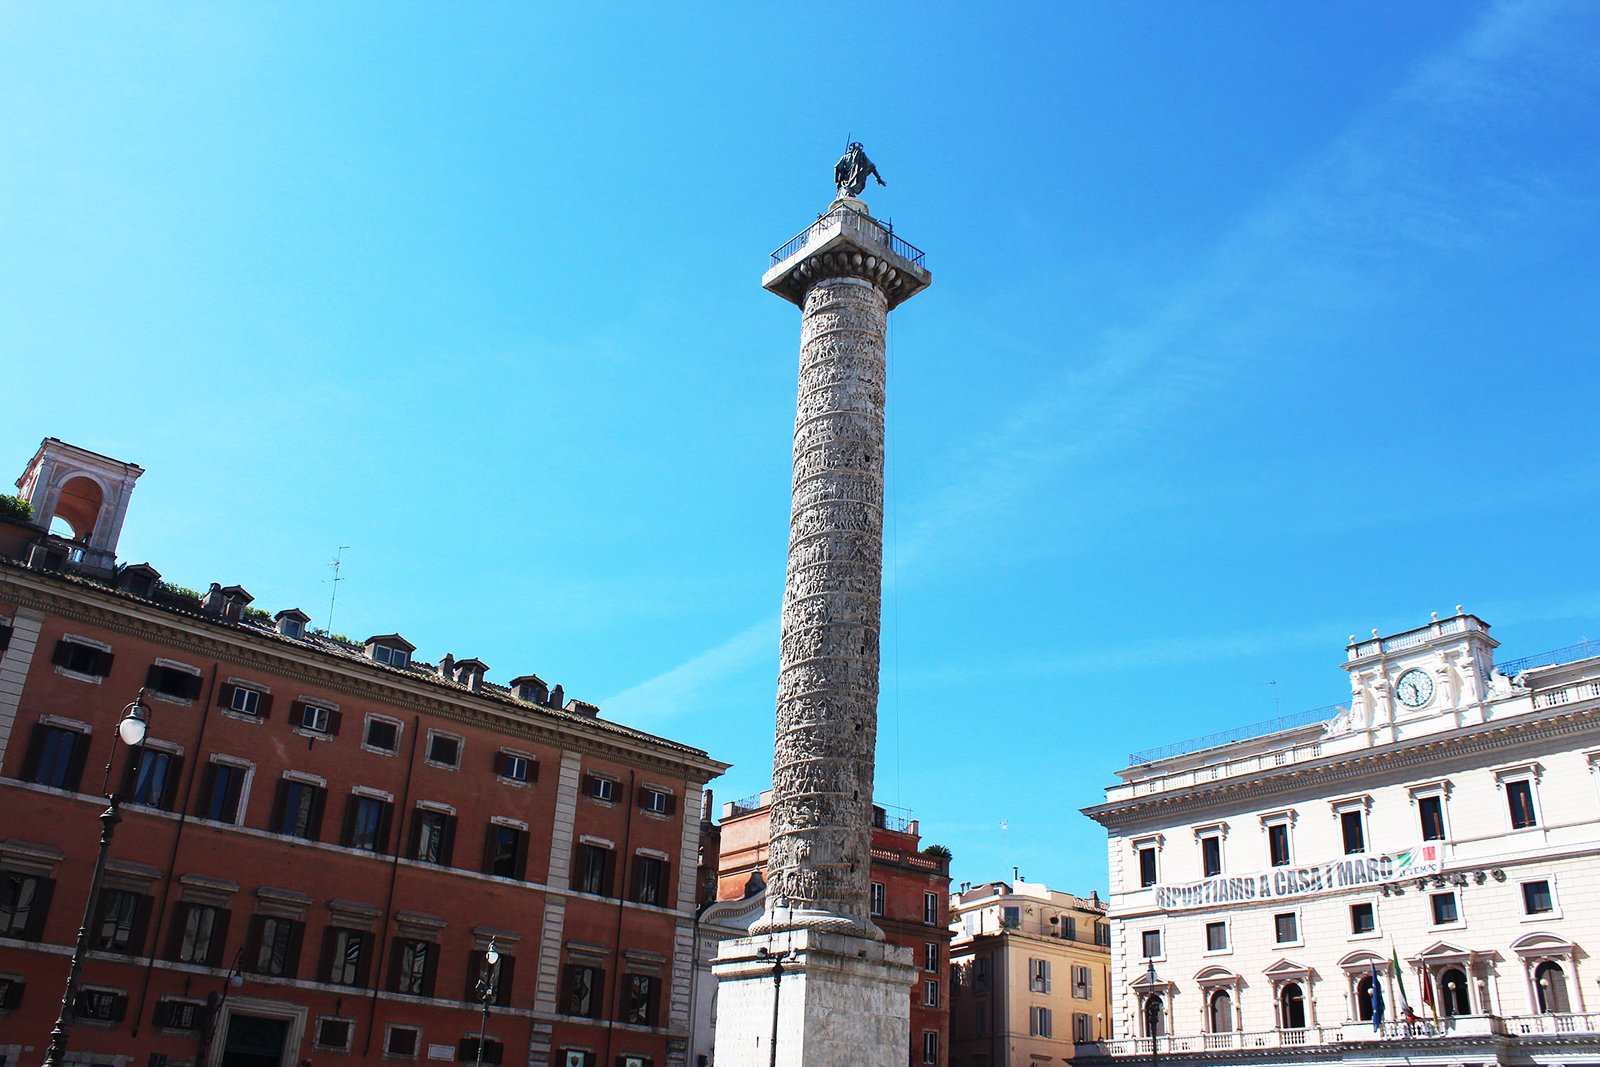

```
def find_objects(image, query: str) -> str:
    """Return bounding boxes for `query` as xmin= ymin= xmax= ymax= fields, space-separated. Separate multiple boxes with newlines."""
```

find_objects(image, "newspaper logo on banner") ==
xmin=1153 ymin=846 xmax=1443 ymax=911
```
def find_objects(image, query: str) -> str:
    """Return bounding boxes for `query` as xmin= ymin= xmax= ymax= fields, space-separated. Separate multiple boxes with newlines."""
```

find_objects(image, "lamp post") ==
xmin=756 ymin=946 xmax=791 ymax=1067
xmin=1141 ymin=956 xmax=1161 ymax=1067
xmin=196 ymin=948 xmax=247 ymax=1067
xmin=42 ymin=690 xmax=152 ymax=1067
xmin=474 ymin=938 xmax=500 ymax=1067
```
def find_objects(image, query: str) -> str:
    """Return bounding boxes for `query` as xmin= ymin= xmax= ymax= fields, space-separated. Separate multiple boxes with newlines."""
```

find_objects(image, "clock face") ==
xmin=1395 ymin=668 xmax=1435 ymax=708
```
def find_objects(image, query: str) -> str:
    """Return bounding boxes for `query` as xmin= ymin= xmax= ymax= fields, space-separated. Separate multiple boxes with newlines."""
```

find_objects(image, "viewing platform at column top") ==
xmin=763 ymin=198 xmax=932 ymax=310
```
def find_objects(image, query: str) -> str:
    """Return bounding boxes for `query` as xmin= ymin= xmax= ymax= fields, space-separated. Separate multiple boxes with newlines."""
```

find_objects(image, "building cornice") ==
xmin=0 ymin=564 xmax=729 ymax=780
xmin=1082 ymin=704 xmax=1600 ymax=827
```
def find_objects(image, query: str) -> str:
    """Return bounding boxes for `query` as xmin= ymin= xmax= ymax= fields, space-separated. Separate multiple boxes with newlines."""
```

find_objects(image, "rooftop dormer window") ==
xmin=364 ymin=635 xmax=415 ymax=669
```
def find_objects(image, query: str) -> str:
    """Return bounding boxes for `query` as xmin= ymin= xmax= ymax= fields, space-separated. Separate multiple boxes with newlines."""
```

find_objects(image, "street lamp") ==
xmin=42 ymin=690 xmax=152 ymax=1067
xmin=474 ymin=938 xmax=500 ymax=1067
xmin=1140 ymin=956 xmax=1162 ymax=1067
xmin=756 ymin=946 xmax=792 ymax=1067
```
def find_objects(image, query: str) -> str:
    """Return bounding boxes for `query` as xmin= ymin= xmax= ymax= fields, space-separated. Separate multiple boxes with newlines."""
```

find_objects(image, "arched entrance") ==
xmin=1143 ymin=994 xmax=1164 ymax=1037
xmin=1439 ymin=967 xmax=1471 ymax=1017
xmin=1279 ymin=982 xmax=1306 ymax=1029
xmin=1535 ymin=961 xmax=1571 ymax=1014
xmin=1208 ymin=990 xmax=1233 ymax=1033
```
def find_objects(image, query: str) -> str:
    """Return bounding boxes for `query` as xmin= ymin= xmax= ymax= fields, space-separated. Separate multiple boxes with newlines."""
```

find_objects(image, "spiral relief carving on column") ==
xmin=757 ymin=267 xmax=891 ymax=939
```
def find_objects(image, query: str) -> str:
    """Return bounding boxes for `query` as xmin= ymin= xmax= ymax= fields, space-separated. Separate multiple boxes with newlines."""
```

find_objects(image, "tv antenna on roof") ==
xmin=327 ymin=546 xmax=350 ymax=632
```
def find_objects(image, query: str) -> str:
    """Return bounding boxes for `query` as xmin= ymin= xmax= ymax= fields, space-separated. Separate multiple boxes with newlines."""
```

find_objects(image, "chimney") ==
xmin=201 ymin=583 xmax=224 ymax=615
xmin=220 ymin=585 xmax=253 ymax=622
xmin=438 ymin=653 xmax=456 ymax=681
xmin=549 ymin=684 xmax=564 ymax=708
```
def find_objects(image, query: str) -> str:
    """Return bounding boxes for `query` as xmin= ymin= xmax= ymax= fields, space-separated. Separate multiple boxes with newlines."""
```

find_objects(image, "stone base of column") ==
xmin=711 ymin=929 xmax=915 ymax=1067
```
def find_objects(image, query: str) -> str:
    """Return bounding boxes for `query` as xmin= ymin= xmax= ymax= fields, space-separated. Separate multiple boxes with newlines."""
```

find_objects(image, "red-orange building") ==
xmin=0 ymin=438 xmax=727 ymax=1067
xmin=712 ymin=792 xmax=953 ymax=1067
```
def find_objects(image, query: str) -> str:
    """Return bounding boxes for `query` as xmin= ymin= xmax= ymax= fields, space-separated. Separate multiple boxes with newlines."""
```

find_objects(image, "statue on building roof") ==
xmin=835 ymin=142 xmax=887 ymax=199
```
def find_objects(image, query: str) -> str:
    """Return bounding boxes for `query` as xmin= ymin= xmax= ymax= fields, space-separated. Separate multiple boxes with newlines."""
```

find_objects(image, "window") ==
xmin=584 ymin=774 xmax=617 ymax=802
xmin=924 ymin=942 xmax=939 ymax=972
xmin=1280 ymin=982 xmax=1307 ymax=1029
xmin=171 ymin=903 xmax=226 ymax=965
xmin=922 ymin=1030 xmax=939 ymax=1065
xmin=1339 ymin=809 xmax=1366 ymax=855
xmin=384 ymin=1023 xmax=419 ymax=1058
xmin=924 ymin=892 xmax=940 ymax=925
xmin=1028 ymin=958 xmax=1050 ymax=993
xmin=1350 ymin=901 xmax=1376 ymax=935
xmin=1200 ymin=834 xmax=1223 ymax=877
xmin=1001 ymin=905 xmax=1021 ymax=927
xmin=1439 ymin=967 xmax=1470 ymax=1016
xmin=621 ymin=973 xmax=659 ymax=1025
xmin=1073 ymin=1013 xmax=1094 ymax=1043
xmin=273 ymin=780 xmax=325 ymax=840
xmin=639 ymin=787 xmax=673 ymax=815
xmin=574 ymin=844 xmax=615 ymax=896
xmin=295 ymin=702 xmax=338 ymax=735
xmin=1140 ymin=929 xmax=1162 ymax=959
xmin=392 ymin=938 xmax=435 ymax=996
xmin=1418 ymin=795 xmax=1446 ymax=842
xmin=249 ymin=916 xmax=301 ymax=977
xmin=631 ymin=855 xmax=669 ymax=906
xmin=1534 ymin=960 xmax=1571 ymax=1014
xmin=972 ymin=956 xmax=991 ymax=993
xmin=924 ymin=979 xmax=940 ymax=1007
xmin=1274 ymin=912 xmax=1299 ymax=945
xmin=22 ymin=725 xmax=88 ymax=790
xmin=1137 ymin=844 xmax=1158 ymax=887
xmin=51 ymin=638 xmax=113 ymax=678
xmin=1430 ymin=891 xmax=1459 ymax=926
xmin=1071 ymin=964 xmax=1093 ymax=998
xmin=0 ymin=974 xmax=23 ymax=1011
xmin=125 ymin=749 xmax=180 ymax=810
xmin=1030 ymin=1005 xmax=1053 ymax=1038
xmin=326 ymin=928 xmax=369 ymax=987
xmin=559 ymin=1051 xmax=596 ymax=1067
xmin=147 ymin=663 xmax=201 ymax=701
xmin=94 ymin=889 xmax=148 ymax=953
xmin=411 ymin=809 xmax=455 ymax=865
xmin=1267 ymin=822 xmax=1292 ymax=867
xmin=364 ymin=716 xmax=401 ymax=754
xmin=496 ymin=751 xmax=532 ymax=783
xmin=484 ymin=824 xmax=528 ymax=880
xmin=225 ymin=684 xmax=269 ymax=719
xmin=459 ymin=1038 xmax=504 ymax=1066
xmin=345 ymin=795 xmax=393 ymax=853
xmin=1094 ymin=921 xmax=1111 ymax=947
xmin=371 ymin=643 xmax=411 ymax=668
xmin=153 ymin=999 xmax=205 ymax=1031
xmin=197 ymin=762 xmax=248 ymax=824
xmin=75 ymin=988 xmax=126 ymax=1022
xmin=870 ymin=881 xmax=886 ymax=916
xmin=1204 ymin=920 xmax=1228 ymax=952
xmin=1058 ymin=915 xmax=1076 ymax=940
xmin=0 ymin=871 xmax=52 ymax=939
xmin=1522 ymin=879 xmax=1554 ymax=915
xmin=425 ymin=731 xmax=461 ymax=769
xmin=564 ymin=963 xmax=602 ymax=1018
xmin=1506 ymin=778 xmax=1539 ymax=829
xmin=314 ymin=1017 xmax=353 ymax=1051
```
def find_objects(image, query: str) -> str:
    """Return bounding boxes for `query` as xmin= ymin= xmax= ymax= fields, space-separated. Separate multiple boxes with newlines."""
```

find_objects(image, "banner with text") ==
xmin=1153 ymin=846 xmax=1442 ymax=911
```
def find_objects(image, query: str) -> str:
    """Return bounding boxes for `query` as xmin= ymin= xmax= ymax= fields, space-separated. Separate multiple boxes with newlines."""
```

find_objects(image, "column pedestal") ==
xmin=710 ymin=929 xmax=915 ymax=1067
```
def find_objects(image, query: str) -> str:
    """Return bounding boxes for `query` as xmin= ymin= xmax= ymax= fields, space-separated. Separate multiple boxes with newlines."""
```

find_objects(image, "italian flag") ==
xmin=1390 ymin=946 xmax=1411 ymax=1018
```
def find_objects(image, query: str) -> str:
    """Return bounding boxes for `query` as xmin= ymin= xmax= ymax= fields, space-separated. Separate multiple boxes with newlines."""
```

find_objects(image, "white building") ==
xmin=1082 ymin=611 xmax=1600 ymax=1066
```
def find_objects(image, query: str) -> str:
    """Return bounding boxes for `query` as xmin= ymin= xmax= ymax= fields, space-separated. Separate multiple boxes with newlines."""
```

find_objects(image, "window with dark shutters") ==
xmin=219 ymin=683 xmax=273 ymax=720
xmin=123 ymin=749 xmax=182 ymax=810
xmin=410 ymin=809 xmax=456 ymax=866
xmin=21 ymin=724 xmax=90 ymax=790
xmin=322 ymin=927 xmax=370 ymax=987
xmin=196 ymin=763 xmax=247 ymax=824
xmin=343 ymin=795 xmax=393 ymax=853
xmin=146 ymin=664 xmax=202 ymax=700
xmin=51 ymin=639 xmax=113 ymax=678
xmin=1 ymin=871 xmax=55 ymax=940
xmin=574 ymin=845 xmax=615 ymax=896
xmin=389 ymin=938 xmax=437 ymax=996
xmin=94 ymin=889 xmax=152 ymax=954
xmin=458 ymin=1038 xmax=504 ymax=1065
xmin=75 ymin=988 xmax=127 ymax=1022
xmin=483 ymin=824 xmax=528 ymax=881
xmin=465 ymin=951 xmax=515 ymax=1007
xmin=0 ymin=976 xmax=25 ymax=1010
xmin=167 ymin=903 xmax=231 ymax=966
xmin=245 ymin=915 xmax=304 ymax=978
xmin=631 ymin=856 xmax=669 ymax=906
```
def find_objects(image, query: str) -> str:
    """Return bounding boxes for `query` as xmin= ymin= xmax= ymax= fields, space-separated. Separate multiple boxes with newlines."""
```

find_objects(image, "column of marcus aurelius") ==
xmin=711 ymin=154 xmax=931 ymax=1067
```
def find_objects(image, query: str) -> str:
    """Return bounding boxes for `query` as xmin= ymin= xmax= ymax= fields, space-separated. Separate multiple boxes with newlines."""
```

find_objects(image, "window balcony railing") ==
xmin=1083 ymin=1013 xmax=1600 ymax=1057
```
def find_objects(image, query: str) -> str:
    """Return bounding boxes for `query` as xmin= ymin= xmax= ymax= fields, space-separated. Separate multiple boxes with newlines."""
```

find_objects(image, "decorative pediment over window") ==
xmin=1264 ymin=958 xmax=1313 ymax=981
xmin=1510 ymin=932 xmax=1575 ymax=962
xmin=1411 ymin=940 xmax=1474 ymax=965
xmin=1194 ymin=966 xmax=1241 ymax=988
xmin=1130 ymin=968 xmax=1173 ymax=992
xmin=1337 ymin=950 xmax=1387 ymax=974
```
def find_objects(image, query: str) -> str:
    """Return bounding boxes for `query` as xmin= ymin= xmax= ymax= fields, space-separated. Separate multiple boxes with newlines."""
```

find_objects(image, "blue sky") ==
xmin=4 ymin=2 xmax=1598 ymax=893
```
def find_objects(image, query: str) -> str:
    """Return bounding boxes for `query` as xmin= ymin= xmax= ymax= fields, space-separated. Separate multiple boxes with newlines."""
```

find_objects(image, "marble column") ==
xmin=712 ymin=196 xmax=930 ymax=1067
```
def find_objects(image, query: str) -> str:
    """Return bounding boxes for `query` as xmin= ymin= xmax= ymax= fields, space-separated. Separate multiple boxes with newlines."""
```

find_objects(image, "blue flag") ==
xmin=1370 ymin=963 xmax=1386 ymax=1030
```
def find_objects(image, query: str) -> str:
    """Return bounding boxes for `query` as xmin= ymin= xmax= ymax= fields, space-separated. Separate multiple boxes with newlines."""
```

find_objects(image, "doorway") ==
xmin=221 ymin=1013 xmax=289 ymax=1067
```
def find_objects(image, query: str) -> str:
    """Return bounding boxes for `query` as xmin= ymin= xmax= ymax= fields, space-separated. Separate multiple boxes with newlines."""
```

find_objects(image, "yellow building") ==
xmin=949 ymin=878 xmax=1112 ymax=1067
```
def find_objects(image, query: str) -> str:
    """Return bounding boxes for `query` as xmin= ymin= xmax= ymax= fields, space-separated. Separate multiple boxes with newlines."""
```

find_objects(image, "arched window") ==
xmin=1534 ymin=961 xmax=1570 ymax=1014
xmin=1355 ymin=976 xmax=1375 ymax=1022
xmin=1439 ymin=967 xmax=1471 ymax=1017
xmin=1143 ymin=994 xmax=1164 ymax=1037
xmin=1208 ymin=990 xmax=1233 ymax=1033
xmin=1279 ymin=982 xmax=1306 ymax=1029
